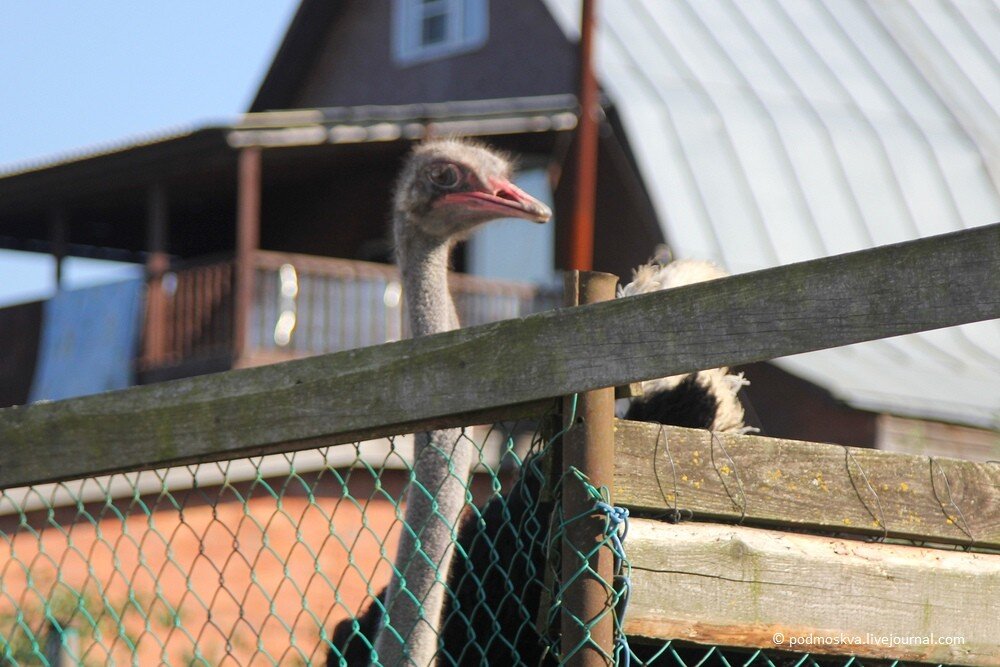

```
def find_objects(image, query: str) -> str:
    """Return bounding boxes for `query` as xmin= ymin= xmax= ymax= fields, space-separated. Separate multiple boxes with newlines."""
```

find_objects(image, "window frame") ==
xmin=392 ymin=0 xmax=489 ymax=66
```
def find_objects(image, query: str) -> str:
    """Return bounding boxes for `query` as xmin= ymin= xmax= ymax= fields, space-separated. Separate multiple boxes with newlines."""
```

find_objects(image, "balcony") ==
xmin=140 ymin=251 xmax=561 ymax=382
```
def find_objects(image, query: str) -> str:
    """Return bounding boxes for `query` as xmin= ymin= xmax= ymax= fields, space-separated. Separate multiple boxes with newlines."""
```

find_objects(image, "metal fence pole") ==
xmin=562 ymin=270 xmax=617 ymax=666
xmin=568 ymin=0 xmax=600 ymax=272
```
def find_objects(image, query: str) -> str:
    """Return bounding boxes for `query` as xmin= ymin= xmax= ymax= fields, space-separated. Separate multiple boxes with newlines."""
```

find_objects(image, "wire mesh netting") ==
xmin=0 ymin=418 xmax=551 ymax=665
xmin=0 ymin=414 xmax=945 ymax=666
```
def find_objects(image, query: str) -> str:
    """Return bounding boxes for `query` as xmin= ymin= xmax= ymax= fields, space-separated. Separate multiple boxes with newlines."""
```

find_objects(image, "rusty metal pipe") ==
xmin=561 ymin=269 xmax=617 ymax=666
xmin=568 ymin=0 xmax=600 ymax=272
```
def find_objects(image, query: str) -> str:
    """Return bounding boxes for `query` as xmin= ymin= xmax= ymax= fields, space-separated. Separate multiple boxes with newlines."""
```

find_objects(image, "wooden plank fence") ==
xmin=1 ymin=223 xmax=998 ymax=665
xmin=1 ymin=223 xmax=997 ymax=489
xmin=614 ymin=421 xmax=1000 ymax=550
xmin=625 ymin=520 xmax=1000 ymax=666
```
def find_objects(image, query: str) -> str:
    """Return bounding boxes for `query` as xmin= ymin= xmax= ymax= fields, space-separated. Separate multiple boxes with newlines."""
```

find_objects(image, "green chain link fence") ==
xmin=1 ymin=413 xmax=949 ymax=666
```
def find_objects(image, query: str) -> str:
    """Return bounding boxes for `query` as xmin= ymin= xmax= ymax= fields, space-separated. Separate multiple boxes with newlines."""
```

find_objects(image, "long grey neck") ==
xmin=375 ymin=216 xmax=469 ymax=665
xmin=396 ymin=222 xmax=459 ymax=336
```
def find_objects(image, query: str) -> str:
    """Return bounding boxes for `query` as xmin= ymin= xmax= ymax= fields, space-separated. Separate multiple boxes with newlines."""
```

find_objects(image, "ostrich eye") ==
xmin=427 ymin=163 xmax=462 ymax=189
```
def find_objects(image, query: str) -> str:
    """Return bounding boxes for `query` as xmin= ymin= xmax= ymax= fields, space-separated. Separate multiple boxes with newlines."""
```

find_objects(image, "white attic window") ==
xmin=392 ymin=0 xmax=489 ymax=65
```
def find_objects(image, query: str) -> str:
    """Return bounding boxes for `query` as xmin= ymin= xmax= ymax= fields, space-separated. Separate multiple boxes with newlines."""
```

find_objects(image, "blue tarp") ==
xmin=29 ymin=279 xmax=145 ymax=402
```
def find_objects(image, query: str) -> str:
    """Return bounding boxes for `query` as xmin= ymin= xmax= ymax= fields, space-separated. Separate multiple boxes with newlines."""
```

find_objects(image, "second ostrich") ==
xmin=375 ymin=139 xmax=551 ymax=666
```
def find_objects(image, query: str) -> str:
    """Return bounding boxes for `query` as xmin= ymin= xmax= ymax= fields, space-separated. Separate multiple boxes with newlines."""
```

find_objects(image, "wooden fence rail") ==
xmin=624 ymin=520 xmax=1000 ymax=666
xmin=615 ymin=421 xmax=1000 ymax=550
xmin=0 ymin=223 xmax=997 ymax=490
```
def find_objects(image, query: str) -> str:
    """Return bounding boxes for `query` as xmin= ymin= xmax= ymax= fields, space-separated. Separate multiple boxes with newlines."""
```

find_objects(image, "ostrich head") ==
xmin=393 ymin=139 xmax=552 ymax=244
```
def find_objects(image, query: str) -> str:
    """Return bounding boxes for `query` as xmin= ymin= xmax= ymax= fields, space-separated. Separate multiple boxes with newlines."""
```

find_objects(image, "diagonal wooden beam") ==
xmin=1 ymin=224 xmax=997 ymax=489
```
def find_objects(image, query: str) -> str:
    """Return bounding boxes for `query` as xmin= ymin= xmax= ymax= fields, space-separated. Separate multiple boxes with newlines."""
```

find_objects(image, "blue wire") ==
xmin=595 ymin=501 xmax=631 ymax=666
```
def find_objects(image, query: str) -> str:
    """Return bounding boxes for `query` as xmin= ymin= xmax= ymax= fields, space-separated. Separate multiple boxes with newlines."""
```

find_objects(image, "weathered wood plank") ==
xmin=615 ymin=420 xmax=1000 ymax=550
xmin=625 ymin=519 xmax=1000 ymax=665
xmin=1 ymin=224 xmax=997 ymax=489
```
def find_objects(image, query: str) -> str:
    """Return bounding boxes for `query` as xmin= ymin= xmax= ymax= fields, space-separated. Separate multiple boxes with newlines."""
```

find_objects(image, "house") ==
xmin=1 ymin=0 xmax=997 ymax=454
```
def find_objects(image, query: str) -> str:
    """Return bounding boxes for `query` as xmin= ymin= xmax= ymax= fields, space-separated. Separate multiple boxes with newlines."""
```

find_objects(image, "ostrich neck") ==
xmin=377 ymin=218 xmax=469 ymax=666
xmin=396 ymin=225 xmax=459 ymax=336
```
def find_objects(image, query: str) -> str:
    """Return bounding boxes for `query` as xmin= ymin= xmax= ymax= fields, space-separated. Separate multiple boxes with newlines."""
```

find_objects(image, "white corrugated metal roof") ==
xmin=544 ymin=0 xmax=1000 ymax=428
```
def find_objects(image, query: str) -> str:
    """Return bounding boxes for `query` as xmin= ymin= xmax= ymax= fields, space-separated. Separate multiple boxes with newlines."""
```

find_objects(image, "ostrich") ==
xmin=619 ymin=259 xmax=750 ymax=433
xmin=329 ymin=175 xmax=751 ymax=665
xmin=373 ymin=138 xmax=552 ymax=667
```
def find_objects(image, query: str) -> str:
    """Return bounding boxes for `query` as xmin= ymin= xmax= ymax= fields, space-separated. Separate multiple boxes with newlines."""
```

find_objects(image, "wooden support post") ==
xmin=234 ymin=147 xmax=262 ymax=365
xmin=143 ymin=182 xmax=170 ymax=367
xmin=48 ymin=208 xmax=67 ymax=290
xmin=561 ymin=269 xmax=618 ymax=666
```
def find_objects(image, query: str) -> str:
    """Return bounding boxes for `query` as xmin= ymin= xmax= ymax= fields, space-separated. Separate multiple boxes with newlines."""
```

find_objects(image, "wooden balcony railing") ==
xmin=141 ymin=251 xmax=561 ymax=373
xmin=140 ymin=257 xmax=234 ymax=371
xmin=249 ymin=251 xmax=561 ymax=363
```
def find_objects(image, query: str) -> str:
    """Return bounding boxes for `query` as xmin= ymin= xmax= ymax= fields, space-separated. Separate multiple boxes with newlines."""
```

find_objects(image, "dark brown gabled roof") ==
xmin=250 ymin=0 xmax=348 ymax=113
xmin=0 ymin=95 xmax=579 ymax=201
xmin=0 ymin=96 xmax=580 ymax=260
xmin=0 ymin=127 xmax=233 ymax=211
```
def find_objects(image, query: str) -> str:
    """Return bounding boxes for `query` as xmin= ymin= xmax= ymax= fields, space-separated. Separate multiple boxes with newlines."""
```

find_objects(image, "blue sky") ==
xmin=0 ymin=1 xmax=300 ymax=306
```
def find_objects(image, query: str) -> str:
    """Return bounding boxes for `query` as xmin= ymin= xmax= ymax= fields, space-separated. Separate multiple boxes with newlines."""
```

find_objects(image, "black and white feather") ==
xmin=618 ymin=259 xmax=752 ymax=434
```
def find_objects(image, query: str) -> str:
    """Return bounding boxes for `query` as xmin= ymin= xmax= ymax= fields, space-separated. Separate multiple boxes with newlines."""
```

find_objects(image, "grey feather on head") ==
xmin=392 ymin=138 xmax=549 ymax=243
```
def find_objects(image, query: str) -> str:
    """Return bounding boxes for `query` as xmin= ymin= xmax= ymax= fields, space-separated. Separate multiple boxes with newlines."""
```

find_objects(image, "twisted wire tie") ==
xmin=594 ymin=499 xmax=631 ymax=667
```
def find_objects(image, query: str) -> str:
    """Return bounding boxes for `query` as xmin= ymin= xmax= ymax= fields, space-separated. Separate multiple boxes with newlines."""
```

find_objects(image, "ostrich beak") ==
xmin=438 ymin=177 xmax=552 ymax=223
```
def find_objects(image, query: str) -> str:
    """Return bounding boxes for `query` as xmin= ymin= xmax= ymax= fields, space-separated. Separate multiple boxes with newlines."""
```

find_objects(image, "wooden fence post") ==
xmin=562 ymin=270 xmax=618 ymax=666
